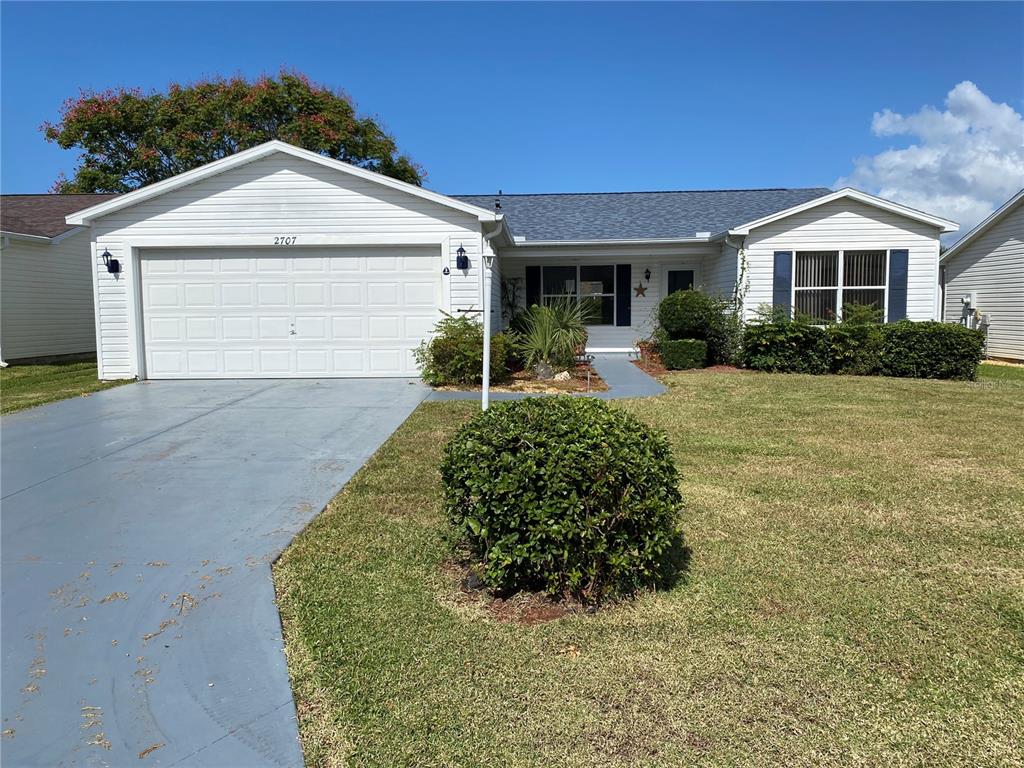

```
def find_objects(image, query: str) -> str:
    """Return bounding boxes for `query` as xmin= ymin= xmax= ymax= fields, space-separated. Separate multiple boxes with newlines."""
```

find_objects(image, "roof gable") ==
xmin=730 ymin=188 xmax=958 ymax=235
xmin=64 ymin=141 xmax=502 ymax=226
xmin=940 ymin=189 xmax=1024 ymax=263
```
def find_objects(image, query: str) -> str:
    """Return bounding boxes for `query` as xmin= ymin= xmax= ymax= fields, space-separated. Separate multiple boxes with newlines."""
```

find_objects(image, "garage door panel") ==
xmin=367 ymin=283 xmax=400 ymax=305
xmin=141 ymin=247 xmax=443 ymax=378
xmin=184 ymin=284 xmax=216 ymax=307
xmin=186 ymin=317 xmax=218 ymax=340
xmin=222 ymin=317 xmax=255 ymax=340
xmin=224 ymin=350 xmax=256 ymax=374
xmin=257 ymin=284 xmax=289 ymax=306
xmin=295 ymin=316 xmax=328 ymax=339
xmin=222 ymin=283 xmax=254 ymax=305
xmin=294 ymin=283 xmax=327 ymax=306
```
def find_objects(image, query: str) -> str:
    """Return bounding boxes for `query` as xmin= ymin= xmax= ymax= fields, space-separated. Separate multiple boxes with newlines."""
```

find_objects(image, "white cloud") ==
xmin=836 ymin=81 xmax=1024 ymax=240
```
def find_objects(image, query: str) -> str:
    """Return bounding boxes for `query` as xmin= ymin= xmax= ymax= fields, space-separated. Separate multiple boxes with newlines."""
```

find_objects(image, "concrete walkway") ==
xmin=1 ymin=379 xmax=428 ymax=767
xmin=426 ymin=353 xmax=666 ymax=403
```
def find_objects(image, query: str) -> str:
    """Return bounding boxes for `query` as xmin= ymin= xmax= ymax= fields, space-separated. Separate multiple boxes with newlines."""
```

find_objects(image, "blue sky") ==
xmin=1 ymin=1 xmax=1021 ymax=228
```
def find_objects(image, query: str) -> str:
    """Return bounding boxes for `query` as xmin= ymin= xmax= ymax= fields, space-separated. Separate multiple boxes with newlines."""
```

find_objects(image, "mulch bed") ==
xmin=456 ymin=566 xmax=580 ymax=626
xmin=632 ymin=357 xmax=749 ymax=376
xmin=436 ymin=363 xmax=608 ymax=394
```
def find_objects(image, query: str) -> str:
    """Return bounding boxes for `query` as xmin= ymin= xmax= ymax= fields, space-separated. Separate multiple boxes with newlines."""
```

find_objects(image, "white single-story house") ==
xmin=940 ymin=189 xmax=1023 ymax=362
xmin=1 ymin=194 xmax=116 ymax=363
xmin=57 ymin=140 xmax=957 ymax=380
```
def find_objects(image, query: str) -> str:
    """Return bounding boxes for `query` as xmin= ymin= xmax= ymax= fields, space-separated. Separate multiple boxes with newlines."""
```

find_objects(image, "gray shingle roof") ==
xmin=1 ymin=194 xmax=119 ymax=238
xmin=452 ymin=188 xmax=833 ymax=242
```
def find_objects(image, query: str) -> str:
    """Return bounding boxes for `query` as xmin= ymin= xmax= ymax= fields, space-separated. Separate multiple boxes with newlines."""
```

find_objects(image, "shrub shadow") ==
xmin=654 ymin=530 xmax=692 ymax=591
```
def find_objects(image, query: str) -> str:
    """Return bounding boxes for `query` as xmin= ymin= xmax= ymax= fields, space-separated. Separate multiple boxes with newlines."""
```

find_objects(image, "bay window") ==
xmin=794 ymin=249 xmax=888 ymax=322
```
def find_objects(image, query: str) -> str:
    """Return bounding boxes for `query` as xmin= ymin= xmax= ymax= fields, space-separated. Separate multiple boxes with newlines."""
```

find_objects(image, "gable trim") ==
xmin=939 ymin=189 xmax=1024 ymax=264
xmin=64 ymin=140 xmax=504 ymax=226
xmin=726 ymin=187 xmax=959 ymax=236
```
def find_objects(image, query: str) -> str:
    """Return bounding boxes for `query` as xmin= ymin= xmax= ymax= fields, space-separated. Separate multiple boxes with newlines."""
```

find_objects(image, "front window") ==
xmin=540 ymin=265 xmax=616 ymax=325
xmin=794 ymin=249 xmax=888 ymax=322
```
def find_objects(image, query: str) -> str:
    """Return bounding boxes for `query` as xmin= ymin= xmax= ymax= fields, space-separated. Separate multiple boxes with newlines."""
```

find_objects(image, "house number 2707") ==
xmin=274 ymin=236 xmax=298 ymax=245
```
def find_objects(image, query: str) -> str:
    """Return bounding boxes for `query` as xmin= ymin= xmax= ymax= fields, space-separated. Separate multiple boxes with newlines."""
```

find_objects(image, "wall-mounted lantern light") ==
xmin=456 ymin=245 xmax=469 ymax=270
xmin=101 ymin=249 xmax=121 ymax=275
xmin=644 ymin=268 xmax=651 ymax=282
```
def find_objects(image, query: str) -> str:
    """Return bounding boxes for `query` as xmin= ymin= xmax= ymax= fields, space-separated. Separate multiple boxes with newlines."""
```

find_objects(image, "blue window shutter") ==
xmin=525 ymin=265 xmax=540 ymax=308
xmin=773 ymin=251 xmax=793 ymax=318
xmin=887 ymin=249 xmax=909 ymax=322
xmin=616 ymin=264 xmax=631 ymax=326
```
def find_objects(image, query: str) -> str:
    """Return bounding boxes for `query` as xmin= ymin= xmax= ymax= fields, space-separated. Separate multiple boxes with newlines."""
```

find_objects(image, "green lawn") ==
xmin=0 ymin=360 xmax=129 ymax=414
xmin=979 ymin=361 xmax=1024 ymax=382
xmin=274 ymin=371 xmax=1024 ymax=767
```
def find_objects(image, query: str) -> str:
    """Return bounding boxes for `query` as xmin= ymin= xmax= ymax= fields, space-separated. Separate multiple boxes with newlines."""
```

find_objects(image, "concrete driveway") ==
xmin=1 ymin=378 xmax=428 ymax=767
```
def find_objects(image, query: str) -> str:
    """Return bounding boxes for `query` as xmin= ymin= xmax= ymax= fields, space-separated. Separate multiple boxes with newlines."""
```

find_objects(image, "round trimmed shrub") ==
xmin=441 ymin=396 xmax=683 ymax=603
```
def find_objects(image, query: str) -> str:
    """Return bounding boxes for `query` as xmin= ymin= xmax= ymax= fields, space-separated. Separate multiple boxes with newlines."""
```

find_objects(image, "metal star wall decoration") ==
xmin=634 ymin=282 xmax=647 ymax=297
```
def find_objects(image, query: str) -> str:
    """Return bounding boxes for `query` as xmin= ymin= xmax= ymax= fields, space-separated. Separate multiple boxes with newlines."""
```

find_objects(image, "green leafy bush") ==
xmin=660 ymin=339 xmax=707 ymax=370
xmin=514 ymin=299 xmax=591 ymax=374
xmin=656 ymin=290 xmax=739 ymax=365
xmin=740 ymin=318 xmax=829 ymax=374
xmin=826 ymin=323 xmax=883 ymax=375
xmin=414 ymin=314 xmax=510 ymax=386
xmin=879 ymin=321 xmax=985 ymax=380
xmin=441 ymin=397 xmax=684 ymax=604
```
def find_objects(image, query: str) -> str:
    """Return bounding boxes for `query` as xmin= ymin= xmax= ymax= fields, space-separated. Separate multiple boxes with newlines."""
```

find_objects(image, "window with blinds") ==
xmin=793 ymin=249 xmax=888 ymax=322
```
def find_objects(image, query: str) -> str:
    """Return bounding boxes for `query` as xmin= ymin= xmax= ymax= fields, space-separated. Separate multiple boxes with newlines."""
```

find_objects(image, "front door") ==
xmin=667 ymin=269 xmax=694 ymax=295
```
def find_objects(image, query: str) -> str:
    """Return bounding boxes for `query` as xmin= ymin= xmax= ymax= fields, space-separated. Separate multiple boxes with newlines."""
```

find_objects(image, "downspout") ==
xmin=480 ymin=217 xmax=505 ymax=411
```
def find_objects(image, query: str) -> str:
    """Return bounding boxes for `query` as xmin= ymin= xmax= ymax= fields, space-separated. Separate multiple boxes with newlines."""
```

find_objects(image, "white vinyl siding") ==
xmin=741 ymin=198 xmax=942 ymax=322
xmin=499 ymin=242 xmax=714 ymax=350
xmin=1 ymin=230 xmax=96 ymax=361
xmin=705 ymin=242 xmax=739 ymax=302
xmin=942 ymin=201 xmax=1024 ymax=361
xmin=87 ymin=153 xmax=488 ymax=379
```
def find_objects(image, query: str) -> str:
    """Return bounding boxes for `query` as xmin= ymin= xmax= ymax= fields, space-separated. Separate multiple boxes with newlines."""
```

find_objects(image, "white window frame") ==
xmin=539 ymin=264 xmax=617 ymax=326
xmin=791 ymin=248 xmax=890 ymax=322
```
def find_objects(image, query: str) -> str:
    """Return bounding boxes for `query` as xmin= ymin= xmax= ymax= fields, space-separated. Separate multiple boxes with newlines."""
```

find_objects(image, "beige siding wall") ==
xmin=499 ymin=242 xmax=719 ymax=350
xmin=942 ymin=201 xmax=1024 ymax=361
xmin=741 ymin=198 xmax=943 ymax=322
xmin=1 ymin=231 xmax=96 ymax=360
xmin=87 ymin=153 xmax=488 ymax=379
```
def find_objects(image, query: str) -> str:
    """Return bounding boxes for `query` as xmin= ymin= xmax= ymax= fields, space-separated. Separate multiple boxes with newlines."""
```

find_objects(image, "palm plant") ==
xmin=515 ymin=298 xmax=593 ymax=378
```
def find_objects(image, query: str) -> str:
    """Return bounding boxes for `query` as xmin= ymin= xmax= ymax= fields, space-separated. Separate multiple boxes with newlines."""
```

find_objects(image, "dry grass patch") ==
xmin=275 ymin=371 xmax=1024 ymax=767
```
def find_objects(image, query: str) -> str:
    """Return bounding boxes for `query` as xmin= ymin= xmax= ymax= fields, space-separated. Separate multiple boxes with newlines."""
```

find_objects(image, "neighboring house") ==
xmin=1 ymin=194 xmax=117 ymax=363
xmin=59 ymin=140 xmax=956 ymax=380
xmin=940 ymin=189 xmax=1024 ymax=362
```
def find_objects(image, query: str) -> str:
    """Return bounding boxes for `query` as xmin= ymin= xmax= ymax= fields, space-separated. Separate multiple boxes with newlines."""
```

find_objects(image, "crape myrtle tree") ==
xmin=42 ymin=70 xmax=423 ymax=192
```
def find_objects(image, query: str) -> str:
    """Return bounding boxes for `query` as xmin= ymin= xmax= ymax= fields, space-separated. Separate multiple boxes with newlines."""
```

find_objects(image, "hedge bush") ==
xmin=414 ymin=314 xmax=511 ymax=386
xmin=441 ymin=397 xmax=683 ymax=604
xmin=740 ymin=319 xmax=830 ymax=374
xmin=879 ymin=321 xmax=985 ymax=381
xmin=657 ymin=290 xmax=739 ymax=365
xmin=660 ymin=339 xmax=707 ymax=370
xmin=825 ymin=323 xmax=883 ymax=376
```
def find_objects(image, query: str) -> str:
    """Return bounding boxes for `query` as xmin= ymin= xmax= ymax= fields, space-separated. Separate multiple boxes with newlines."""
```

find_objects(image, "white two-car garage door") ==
xmin=140 ymin=247 xmax=443 ymax=378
